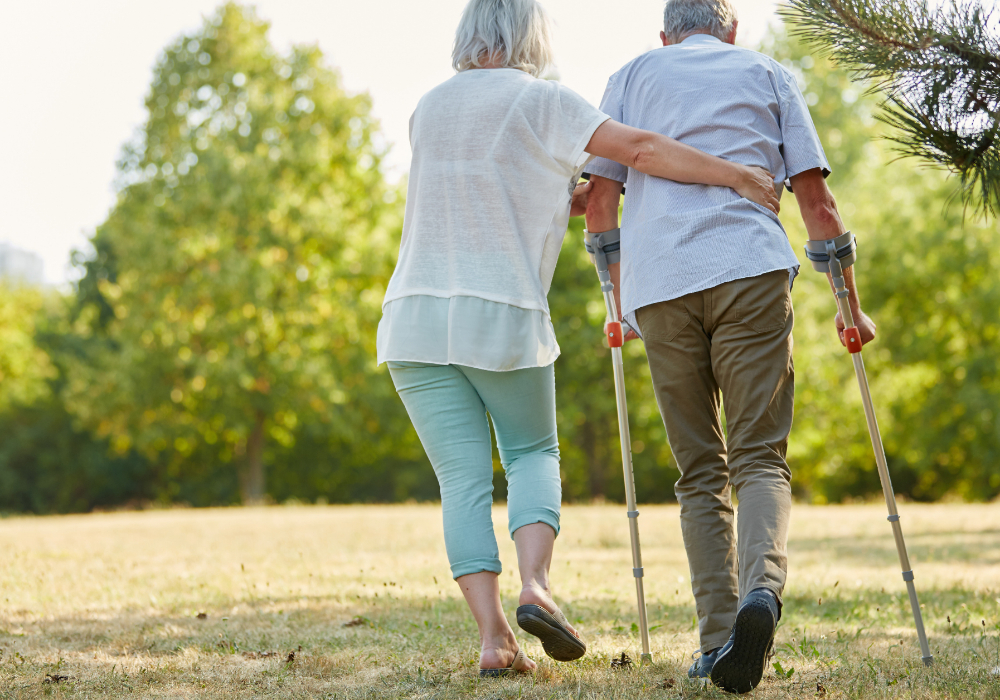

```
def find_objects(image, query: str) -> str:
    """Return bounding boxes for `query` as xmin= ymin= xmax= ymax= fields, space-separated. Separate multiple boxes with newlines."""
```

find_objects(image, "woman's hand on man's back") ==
xmin=733 ymin=165 xmax=780 ymax=215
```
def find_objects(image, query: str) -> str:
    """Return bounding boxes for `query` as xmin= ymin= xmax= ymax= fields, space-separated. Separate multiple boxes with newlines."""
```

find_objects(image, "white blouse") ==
xmin=377 ymin=295 xmax=560 ymax=371
xmin=377 ymin=68 xmax=608 ymax=371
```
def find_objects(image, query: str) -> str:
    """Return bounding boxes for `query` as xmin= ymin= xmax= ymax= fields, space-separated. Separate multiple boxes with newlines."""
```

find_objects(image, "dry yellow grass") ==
xmin=1 ymin=503 xmax=998 ymax=698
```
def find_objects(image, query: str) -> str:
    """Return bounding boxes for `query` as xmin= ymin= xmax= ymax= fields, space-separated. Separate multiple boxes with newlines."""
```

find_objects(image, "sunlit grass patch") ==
xmin=1 ymin=504 xmax=999 ymax=698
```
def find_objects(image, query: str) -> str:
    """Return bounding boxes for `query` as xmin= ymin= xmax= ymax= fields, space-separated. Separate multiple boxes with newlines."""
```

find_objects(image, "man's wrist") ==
xmin=847 ymin=293 xmax=863 ymax=320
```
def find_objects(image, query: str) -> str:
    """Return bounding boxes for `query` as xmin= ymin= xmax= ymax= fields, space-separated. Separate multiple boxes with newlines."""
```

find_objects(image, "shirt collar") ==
xmin=679 ymin=34 xmax=723 ymax=46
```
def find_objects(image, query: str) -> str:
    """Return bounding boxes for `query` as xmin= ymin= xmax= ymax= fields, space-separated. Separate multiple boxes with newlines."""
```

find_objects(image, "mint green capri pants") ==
xmin=387 ymin=361 xmax=562 ymax=579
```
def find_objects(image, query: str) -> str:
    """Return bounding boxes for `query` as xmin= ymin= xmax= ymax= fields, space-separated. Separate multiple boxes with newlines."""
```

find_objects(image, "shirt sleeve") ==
xmin=582 ymin=71 xmax=628 ymax=184
xmin=542 ymin=83 xmax=610 ymax=175
xmin=776 ymin=65 xmax=831 ymax=185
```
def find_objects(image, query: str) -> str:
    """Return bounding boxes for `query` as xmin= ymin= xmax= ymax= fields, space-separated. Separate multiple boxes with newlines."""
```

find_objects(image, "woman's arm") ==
xmin=585 ymin=120 xmax=781 ymax=214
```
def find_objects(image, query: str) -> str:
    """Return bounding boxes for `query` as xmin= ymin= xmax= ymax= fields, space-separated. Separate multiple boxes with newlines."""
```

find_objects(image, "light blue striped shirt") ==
xmin=584 ymin=34 xmax=830 ymax=330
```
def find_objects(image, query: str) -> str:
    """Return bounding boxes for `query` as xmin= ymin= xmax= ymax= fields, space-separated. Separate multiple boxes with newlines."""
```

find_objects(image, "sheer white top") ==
xmin=378 ymin=68 xmax=609 ymax=370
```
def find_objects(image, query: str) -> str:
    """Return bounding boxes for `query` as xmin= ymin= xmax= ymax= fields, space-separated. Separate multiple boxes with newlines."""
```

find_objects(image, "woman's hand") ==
xmin=733 ymin=165 xmax=780 ymax=215
xmin=570 ymin=180 xmax=593 ymax=217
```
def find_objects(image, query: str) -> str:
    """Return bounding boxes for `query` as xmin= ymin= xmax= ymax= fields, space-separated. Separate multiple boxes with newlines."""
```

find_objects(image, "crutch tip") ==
xmin=640 ymin=653 xmax=653 ymax=666
xmin=921 ymin=655 xmax=934 ymax=667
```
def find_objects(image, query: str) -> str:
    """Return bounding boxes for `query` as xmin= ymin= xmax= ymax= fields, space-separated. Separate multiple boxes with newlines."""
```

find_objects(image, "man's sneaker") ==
xmin=687 ymin=647 xmax=722 ymax=678
xmin=710 ymin=588 xmax=780 ymax=694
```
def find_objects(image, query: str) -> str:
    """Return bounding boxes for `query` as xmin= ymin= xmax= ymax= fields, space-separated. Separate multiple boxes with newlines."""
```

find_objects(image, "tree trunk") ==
xmin=240 ymin=411 xmax=267 ymax=505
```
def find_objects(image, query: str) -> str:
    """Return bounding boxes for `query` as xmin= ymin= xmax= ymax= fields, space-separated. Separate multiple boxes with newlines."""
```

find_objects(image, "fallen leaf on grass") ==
xmin=196 ymin=612 xmax=208 ymax=620
xmin=43 ymin=674 xmax=72 ymax=684
xmin=286 ymin=651 xmax=295 ymax=663
xmin=817 ymin=682 xmax=827 ymax=695
xmin=241 ymin=651 xmax=279 ymax=659
xmin=661 ymin=677 xmax=676 ymax=688
xmin=344 ymin=616 xmax=370 ymax=628
xmin=610 ymin=652 xmax=632 ymax=670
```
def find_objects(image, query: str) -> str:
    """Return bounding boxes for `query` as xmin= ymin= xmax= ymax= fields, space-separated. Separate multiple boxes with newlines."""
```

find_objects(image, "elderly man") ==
xmin=584 ymin=0 xmax=876 ymax=693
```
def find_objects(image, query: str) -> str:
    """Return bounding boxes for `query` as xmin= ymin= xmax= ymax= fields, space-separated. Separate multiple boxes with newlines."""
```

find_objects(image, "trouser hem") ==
xmin=451 ymin=558 xmax=503 ymax=580
xmin=703 ymin=633 xmax=732 ymax=654
xmin=508 ymin=508 xmax=560 ymax=539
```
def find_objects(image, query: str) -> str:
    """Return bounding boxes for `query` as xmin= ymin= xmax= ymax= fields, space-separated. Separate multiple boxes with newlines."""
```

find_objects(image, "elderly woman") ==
xmin=377 ymin=0 xmax=779 ymax=676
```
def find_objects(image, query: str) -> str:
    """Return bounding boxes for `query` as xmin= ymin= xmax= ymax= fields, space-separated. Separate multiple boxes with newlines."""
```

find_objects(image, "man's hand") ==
xmin=570 ymin=180 xmax=593 ymax=217
xmin=624 ymin=320 xmax=640 ymax=343
xmin=608 ymin=262 xmax=640 ymax=343
xmin=835 ymin=308 xmax=876 ymax=347
xmin=605 ymin=320 xmax=641 ymax=343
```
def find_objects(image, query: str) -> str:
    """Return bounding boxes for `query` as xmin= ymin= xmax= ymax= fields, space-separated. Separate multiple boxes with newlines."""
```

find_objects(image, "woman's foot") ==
xmin=517 ymin=583 xmax=587 ymax=661
xmin=519 ymin=583 xmax=579 ymax=638
xmin=480 ymin=631 xmax=536 ymax=673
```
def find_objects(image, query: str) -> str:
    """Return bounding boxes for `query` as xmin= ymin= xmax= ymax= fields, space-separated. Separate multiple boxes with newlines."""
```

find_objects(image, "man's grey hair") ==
xmin=662 ymin=0 xmax=738 ymax=44
xmin=452 ymin=0 xmax=554 ymax=78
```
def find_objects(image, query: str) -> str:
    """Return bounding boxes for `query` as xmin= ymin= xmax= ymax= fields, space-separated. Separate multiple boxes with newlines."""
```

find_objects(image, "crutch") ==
xmin=584 ymin=228 xmax=652 ymax=665
xmin=804 ymin=232 xmax=933 ymax=667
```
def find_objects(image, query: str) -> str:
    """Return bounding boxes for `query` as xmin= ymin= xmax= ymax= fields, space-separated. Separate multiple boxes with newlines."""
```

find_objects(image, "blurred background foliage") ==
xmin=1 ymin=3 xmax=998 ymax=513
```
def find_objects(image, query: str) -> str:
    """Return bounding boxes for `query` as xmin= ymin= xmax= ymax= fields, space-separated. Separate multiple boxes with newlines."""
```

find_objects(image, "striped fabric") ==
xmin=584 ymin=34 xmax=831 ymax=331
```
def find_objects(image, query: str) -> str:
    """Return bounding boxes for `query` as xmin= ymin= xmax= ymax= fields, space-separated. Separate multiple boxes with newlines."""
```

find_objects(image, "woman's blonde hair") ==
xmin=452 ymin=0 xmax=554 ymax=78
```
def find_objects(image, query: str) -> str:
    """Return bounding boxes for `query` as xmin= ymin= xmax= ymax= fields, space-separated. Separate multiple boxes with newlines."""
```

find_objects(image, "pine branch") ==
xmin=781 ymin=0 xmax=1000 ymax=216
xmin=826 ymin=0 xmax=920 ymax=52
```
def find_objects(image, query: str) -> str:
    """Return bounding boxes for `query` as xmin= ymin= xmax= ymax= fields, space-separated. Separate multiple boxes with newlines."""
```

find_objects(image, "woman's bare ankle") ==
xmin=518 ymin=581 xmax=553 ymax=608
xmin=480 ymin=629 xmax=528 ymax=669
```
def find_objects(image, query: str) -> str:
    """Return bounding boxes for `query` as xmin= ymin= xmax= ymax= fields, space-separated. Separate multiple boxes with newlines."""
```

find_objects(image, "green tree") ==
xmin=781 ymin=0 xmax=1000 ymax=215
xmin=68 ymin=3 xmax=404 ymax=503
xmin=0 ymin=286 xmax=157 ymax=514
xmin=766 ymin=30 xmax=1000 ymax=502
xmin=0 ymin=285 xmax=56 ymax=410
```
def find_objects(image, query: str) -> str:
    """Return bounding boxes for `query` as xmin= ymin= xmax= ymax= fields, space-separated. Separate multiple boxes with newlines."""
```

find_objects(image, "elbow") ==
xmin=584 ymin=195 xmax=605 ymax=223
xmin=811 ymin=198 xmax=841 ymax=229
xmin=802 ymin=191 xmax=841 ymax=229
xmin=627 ymin=134 xmax=657 ymax=174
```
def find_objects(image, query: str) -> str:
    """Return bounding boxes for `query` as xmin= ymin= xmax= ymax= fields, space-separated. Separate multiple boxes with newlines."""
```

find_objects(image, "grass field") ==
xmin=0 ymin=503 xmax=998 ymax=699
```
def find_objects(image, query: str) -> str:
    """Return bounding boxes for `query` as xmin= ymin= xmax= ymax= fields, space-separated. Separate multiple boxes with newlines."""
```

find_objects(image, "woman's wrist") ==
xmin=732 ymin=163 xmax=753 ymax=191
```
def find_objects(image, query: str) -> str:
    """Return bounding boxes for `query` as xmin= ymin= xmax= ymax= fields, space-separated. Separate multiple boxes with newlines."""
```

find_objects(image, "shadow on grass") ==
xmin=1 ymin=590 xmax=999 ymax=698
xmin=790 ymin=528 xmax=1000 ymax=566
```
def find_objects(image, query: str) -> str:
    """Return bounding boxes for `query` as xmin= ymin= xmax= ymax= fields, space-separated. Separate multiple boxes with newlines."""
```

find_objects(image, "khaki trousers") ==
xmin=636 ymin=269 xmax=794 ymax=653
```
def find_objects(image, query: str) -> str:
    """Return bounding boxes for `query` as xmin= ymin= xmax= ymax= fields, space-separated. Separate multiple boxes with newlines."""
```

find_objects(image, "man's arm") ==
xmin=790 ymin=168 xmax=876 ymax=346
xmin=584 ymin=175 xmax=640 ymax=341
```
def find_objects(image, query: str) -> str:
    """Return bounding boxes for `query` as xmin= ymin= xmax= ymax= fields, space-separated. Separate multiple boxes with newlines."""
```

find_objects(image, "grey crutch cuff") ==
xmin=584 ymin=228 xmax=621 ymax=264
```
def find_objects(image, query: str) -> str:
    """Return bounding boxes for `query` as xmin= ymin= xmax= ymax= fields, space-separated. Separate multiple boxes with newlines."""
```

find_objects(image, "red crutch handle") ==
xmin=606 ymin=321 xmax=624 ymax=348
xmin=843 ymin=326 xmax=863 ymax=353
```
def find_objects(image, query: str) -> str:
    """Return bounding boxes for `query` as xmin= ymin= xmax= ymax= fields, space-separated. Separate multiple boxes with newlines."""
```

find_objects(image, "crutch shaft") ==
xmin=805 ymin=233 xmax=933 ymax=666
xmin=846 ymin=349 xmax=934 ymax=666
xmin=586 ymin=228 xmax=652 ymax=663
xmin=831 ymin=276 xmax=933 ymax=666
xmin=603 ymin=289 xmax=652 ymax=663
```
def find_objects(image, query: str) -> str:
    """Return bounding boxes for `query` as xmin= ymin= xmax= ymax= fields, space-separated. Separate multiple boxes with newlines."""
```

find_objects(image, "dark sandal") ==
xmin=479 ymin=648 xmax=531 ymax=678
xmin=516 ymin=604 xmax=587 ymax=661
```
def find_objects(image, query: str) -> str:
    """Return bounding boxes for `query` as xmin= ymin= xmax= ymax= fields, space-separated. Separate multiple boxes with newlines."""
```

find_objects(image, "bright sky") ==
xmin=0 ymin=0 xmax=780 ymax=285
